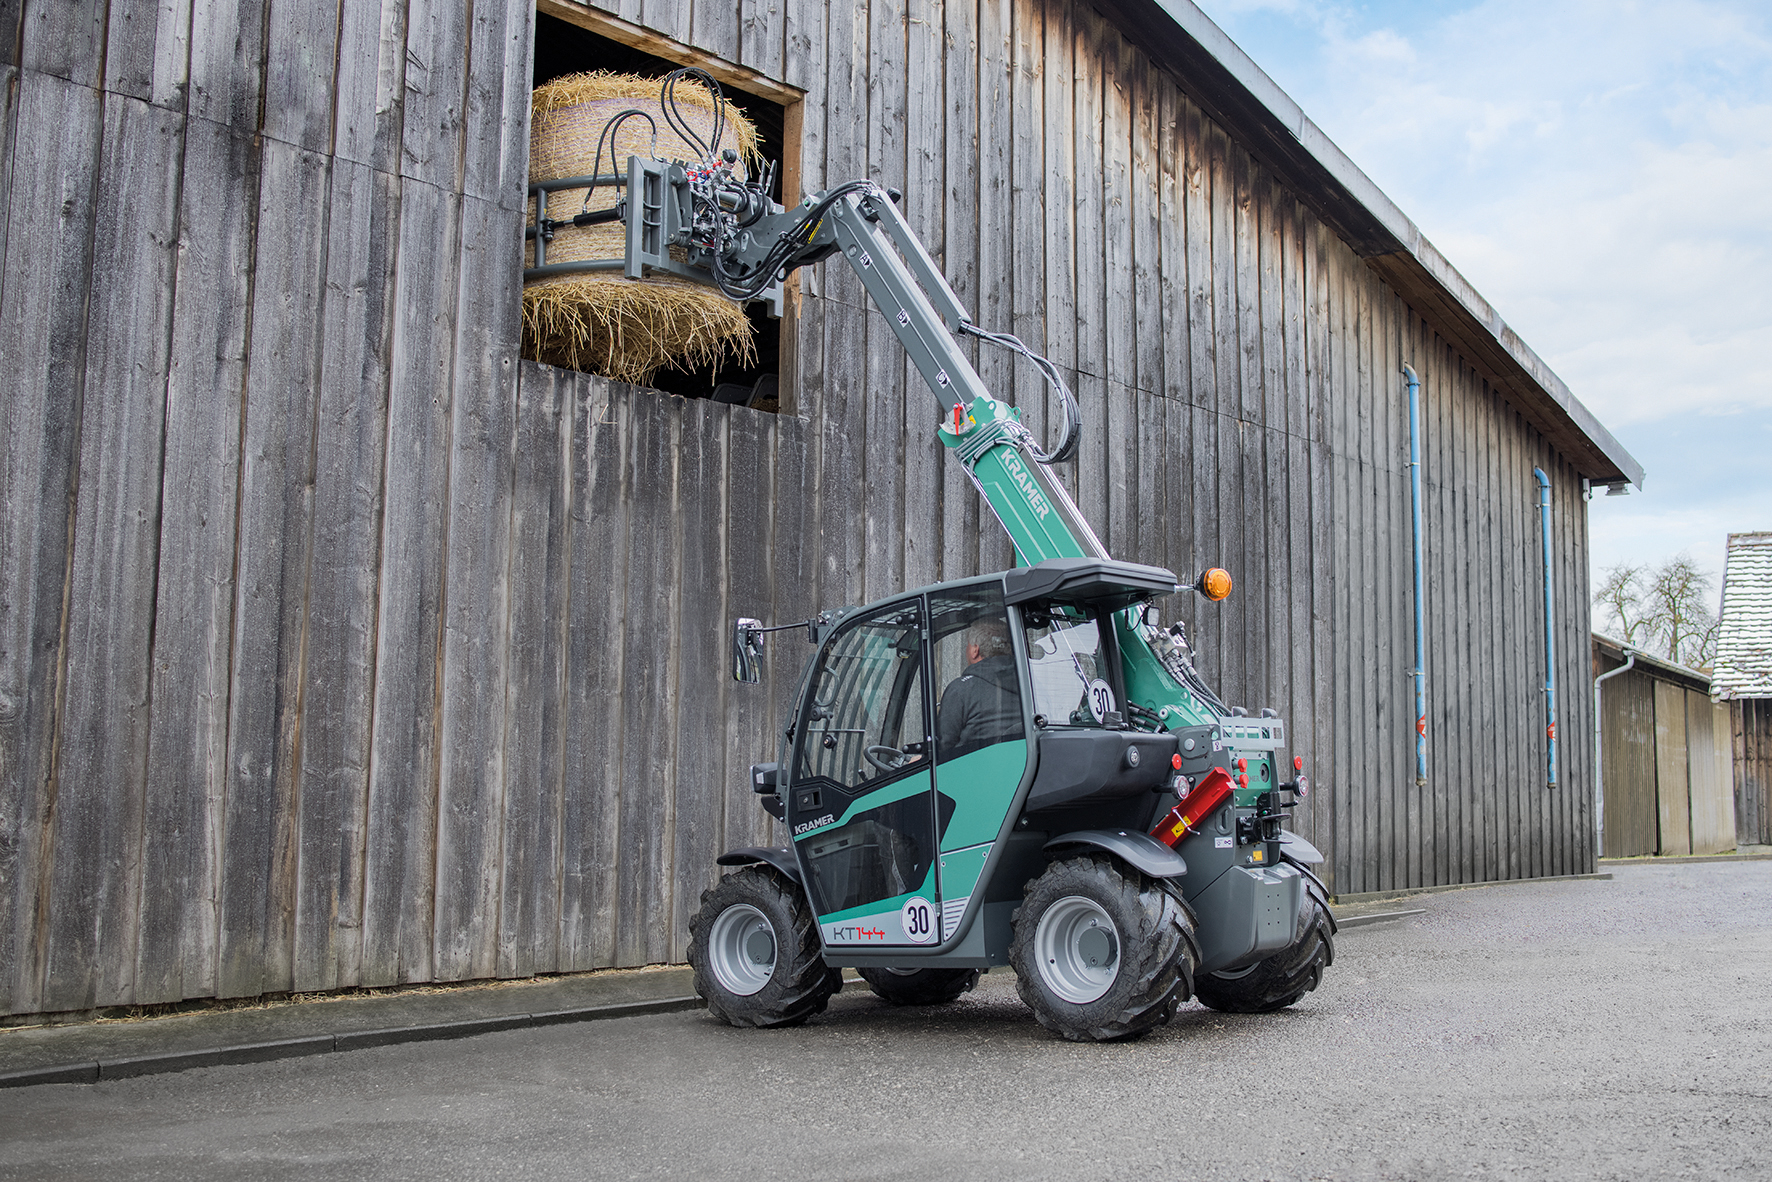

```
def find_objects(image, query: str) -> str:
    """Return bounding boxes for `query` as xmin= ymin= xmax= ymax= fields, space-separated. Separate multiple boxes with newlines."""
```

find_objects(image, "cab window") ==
xmin=930 ymin=585 xmax=1025 ymax=763
xmin=794 ymin=601 xmax=927 ymax=792
xmin=1022 ymin=607 xmax=1114 ymax=726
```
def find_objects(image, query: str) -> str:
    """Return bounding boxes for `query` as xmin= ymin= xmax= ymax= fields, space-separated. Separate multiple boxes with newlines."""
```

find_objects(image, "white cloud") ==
xmin=1199 ymin=0 xmax=1772 ymax=585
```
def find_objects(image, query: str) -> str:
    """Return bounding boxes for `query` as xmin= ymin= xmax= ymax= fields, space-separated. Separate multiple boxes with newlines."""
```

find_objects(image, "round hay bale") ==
xmin=524 ymin=72 xmax=763 ymax=385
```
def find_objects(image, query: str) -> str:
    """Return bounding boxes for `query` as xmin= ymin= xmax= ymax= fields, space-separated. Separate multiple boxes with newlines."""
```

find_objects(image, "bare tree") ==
xmin=1593 ymin=563 xmax=1651 ymax=646
xmin=1592 ymin=554 xmax=1719 ymax=669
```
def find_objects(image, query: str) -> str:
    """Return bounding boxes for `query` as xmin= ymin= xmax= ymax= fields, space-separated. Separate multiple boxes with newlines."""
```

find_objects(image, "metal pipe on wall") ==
xmin=1405 ymin=365 xmax=1427 ymax=787
xmin=1533 ymin=467 xmax=1557 ymax=789
xmin=1592 ymin=649 xmax=1637 ymax=857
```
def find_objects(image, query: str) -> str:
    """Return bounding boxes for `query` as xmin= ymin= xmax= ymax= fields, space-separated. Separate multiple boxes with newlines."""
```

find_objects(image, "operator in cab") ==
xmin=937 ymin=617 xmax=1024 ymax=760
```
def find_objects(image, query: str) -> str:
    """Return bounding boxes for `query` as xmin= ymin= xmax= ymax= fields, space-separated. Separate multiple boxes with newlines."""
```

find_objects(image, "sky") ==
xmin=1194 ymin=0 xmax=1771 ymax=612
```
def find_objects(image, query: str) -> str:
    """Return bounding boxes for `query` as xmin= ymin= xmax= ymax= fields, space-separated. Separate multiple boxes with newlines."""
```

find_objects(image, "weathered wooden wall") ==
xmin=1600 ymin=663 xmax=1658 ymax=857
xmin=1 ymin=0 xmax=1600 ymax=1018
xmin=1736 ymin=700 xmax=1772 ymax=846
xmin=1595 ymin=647 xmax=1736 ymax=857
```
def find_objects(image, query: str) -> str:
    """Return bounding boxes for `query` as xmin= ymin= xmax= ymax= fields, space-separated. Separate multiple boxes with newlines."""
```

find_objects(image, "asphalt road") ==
xmin=3 ymin=861 xmax=1770 ymax=1181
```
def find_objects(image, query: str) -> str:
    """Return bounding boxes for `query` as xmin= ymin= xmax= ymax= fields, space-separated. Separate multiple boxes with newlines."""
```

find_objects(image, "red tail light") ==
xmin=1152 ymin=767 xmax=1235 ymax=848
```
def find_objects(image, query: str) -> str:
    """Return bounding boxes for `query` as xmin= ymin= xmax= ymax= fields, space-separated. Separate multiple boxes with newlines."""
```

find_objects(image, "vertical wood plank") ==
xmin=500 ymin=363 xmax=570 ymax=978
xmin=0 ymin=72 xmax=103 ymax=1018
xmin=401 ymin=0 xmax=470 ymax=191
xmin=816 ymin=0 xmax=867 ymax=604
xmin=641 ymin=0 xmax=692 ymax=43
xmin=216 ymin=137 xmax=327 ymax=1000
xmin=1009 ymin=0 xmax=1046 ymax=472
xmin=44 ymin=97 xmax=184 ymax=1011
xmin=560 ymin=375 xmax=627 ymax=970
xmin=1041 ymin=0 xmax=1075 ymax=445
xmin=360 ymin=179 xmax=461 ymax=987
xmin=691 ymin=0 xmax=741 ymax=60
xmin=783 ymin=0 xmax=823 ymax=94
xmin=613 ymin=394 xmax=675 ymax=965
xmin=670 ymin=400 xmax=727 ymax=957
xmin=189 ymin=0 xmax=269 ymax=131
xmin=1304 ymin=218 xmax=1334 ymax=876
xmin=939 ymin=0 xmax=980 ymax=581
xmin=105 ymin=0 xmax=193 ymax=109
xmin=334 ymin=0 xmax=410 ymax=174
xmin=290 ymin=161 xmax=400 ymax=993
xmin=902 ymin=0 xmax=944 ymax=589
xmin=133 ymin=119 xmax=258 ymax=1006
xmin=723 ymin=407 xmax=772 ymax=860
xmin=1155 ymin=80 xmax=1184 ymax=408
xmin=863 ymin=0 xmax=907 ymax=604
xmin=1653 ymin=680 xmax=1692 ymax=856
xmin=20 ymin=0 xmax=106 ymax=88
xmin=264 ymin=0 xmax=342 ymax=151
xmin=1099 ymin=35 xmax=1135 ymax=556
xmin=740 ymin=0 xmax=786 ymax=80
xmin=434 ymin=194 xmax=522 ymax=982
xmin=1070 ymin=10 xmax=1107 ymax=550
xmin=463 ymin=0 xmax=535 ymax=209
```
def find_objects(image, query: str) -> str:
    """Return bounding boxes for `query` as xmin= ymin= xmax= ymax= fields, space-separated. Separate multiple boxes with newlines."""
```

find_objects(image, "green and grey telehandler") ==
xmin=537 ymin=71 xmax=1335 ymax=1041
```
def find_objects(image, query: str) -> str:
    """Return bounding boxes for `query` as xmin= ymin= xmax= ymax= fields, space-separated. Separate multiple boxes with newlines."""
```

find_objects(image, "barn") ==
xmin=1714 ymin=532 xmax=1772 ymax=846
xmin=0 ymin=0 xmax=1642 ymax=1020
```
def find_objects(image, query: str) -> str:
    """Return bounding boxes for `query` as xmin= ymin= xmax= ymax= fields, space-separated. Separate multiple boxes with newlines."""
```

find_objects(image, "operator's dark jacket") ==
xmin=938 ymin=654 xmax=1023 ymax=759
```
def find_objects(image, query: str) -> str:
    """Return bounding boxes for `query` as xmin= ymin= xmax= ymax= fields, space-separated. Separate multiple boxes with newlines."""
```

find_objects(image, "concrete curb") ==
xmin=1334 ymin=909 xmax=1426 ymax=929
xmin=0 ymin=995 xmax=704 ymax=1090
xmin=1599 ymin=852 xmax=1772 ymax=866
xmin=1333 ymin=872 xmax=1612 ymax=906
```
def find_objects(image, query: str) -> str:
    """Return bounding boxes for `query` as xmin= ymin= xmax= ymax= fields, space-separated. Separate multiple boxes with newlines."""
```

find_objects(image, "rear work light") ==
xmin=1151 ymin=766 xmax=1235 ymax=848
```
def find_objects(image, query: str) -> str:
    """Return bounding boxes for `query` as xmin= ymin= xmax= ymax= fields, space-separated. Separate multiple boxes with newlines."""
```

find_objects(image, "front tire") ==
xmin=1194 ymin=871 xmax=1336 ymax=1013
xmin=858 ymin=966 xmax=982 ymax=1006
xmin=1009 ymin=856 xmax=1197 ymax=1042
xmin=688 ymin=866 xmax=842 ymax=1028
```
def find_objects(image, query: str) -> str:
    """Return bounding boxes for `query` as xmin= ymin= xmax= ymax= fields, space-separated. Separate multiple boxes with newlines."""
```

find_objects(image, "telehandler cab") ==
xmin=534 ymin=71 xmax=1335 ymax=1041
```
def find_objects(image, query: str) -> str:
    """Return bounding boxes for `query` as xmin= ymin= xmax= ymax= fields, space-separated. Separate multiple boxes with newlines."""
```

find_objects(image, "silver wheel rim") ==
xmin=708 ymin=904 xmax=777 ymax=997
xmin=1034 ymin=895 xmax=1120 ymax=1004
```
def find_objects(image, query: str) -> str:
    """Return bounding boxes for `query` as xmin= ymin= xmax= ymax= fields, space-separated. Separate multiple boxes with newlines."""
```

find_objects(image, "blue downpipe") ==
xmin=1534 ymin=467 xmax=1557 ymax=789
xmin=1405 ymin=365 xmax=1426 ymax=787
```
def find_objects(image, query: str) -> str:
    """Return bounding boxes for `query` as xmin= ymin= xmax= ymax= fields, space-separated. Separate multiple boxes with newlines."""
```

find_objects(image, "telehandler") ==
xmin=530 ymin=71 xmax=1335 ymax=1041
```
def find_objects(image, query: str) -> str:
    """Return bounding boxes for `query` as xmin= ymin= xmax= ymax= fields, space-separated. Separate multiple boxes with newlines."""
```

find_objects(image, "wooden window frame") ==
xmin=535 ymin=1 xmax=806 ymax=413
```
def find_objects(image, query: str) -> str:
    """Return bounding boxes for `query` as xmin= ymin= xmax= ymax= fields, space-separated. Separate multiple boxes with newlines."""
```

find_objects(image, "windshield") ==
xmin=1022 ymin=609 xmax=1115 ymax=726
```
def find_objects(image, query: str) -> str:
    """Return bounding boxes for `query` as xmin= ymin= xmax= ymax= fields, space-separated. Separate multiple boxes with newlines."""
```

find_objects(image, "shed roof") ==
xmin=1714 ymin=532 xmax=1772 ymax=700
xmin=1592 ymin=633 xmax=1712 ymax=696
xmin=1095 ymin=0 xmax=1643 ymax=487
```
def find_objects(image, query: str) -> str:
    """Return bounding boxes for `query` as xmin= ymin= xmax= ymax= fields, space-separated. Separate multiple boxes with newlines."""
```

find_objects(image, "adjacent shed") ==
xmin=1591 ymin=635 xmax=1734 ymax=858
xmin=1713 ymin=532 xmax=1772 ymax=846
xmin=0 ymin=0 xmax=1642 ymax=1019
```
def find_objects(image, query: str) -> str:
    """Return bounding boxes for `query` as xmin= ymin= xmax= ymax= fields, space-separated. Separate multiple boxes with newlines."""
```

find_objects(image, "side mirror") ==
xmin=732 ymin=617 xmax=764 ymax=684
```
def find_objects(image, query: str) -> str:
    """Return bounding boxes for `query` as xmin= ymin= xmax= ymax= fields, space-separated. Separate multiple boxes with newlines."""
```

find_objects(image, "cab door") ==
xmin=926 ymin=583 xmax=1030 ymax=941
xmin=787 ymin=596 xmax=942 ymax=948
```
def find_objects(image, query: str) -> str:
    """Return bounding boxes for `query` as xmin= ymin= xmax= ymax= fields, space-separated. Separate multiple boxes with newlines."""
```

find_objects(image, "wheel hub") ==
xmin=708 ymin=904 xmax=777 ymax=996
xmin=1034 ymin=895 xmax=1121 ymax=1004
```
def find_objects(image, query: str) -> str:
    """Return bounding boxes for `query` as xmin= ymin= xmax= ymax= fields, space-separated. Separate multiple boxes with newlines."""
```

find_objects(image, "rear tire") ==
xmin=688 ymin=866 xmax=841 ymax=1028
xmin=857 ymin=966 xmax=982 ymax=1006
xmin=1194 ymin=871 xmax=1336 ymax=1013
xmin=1009 ymin=856 xmax=1197 ymax=1042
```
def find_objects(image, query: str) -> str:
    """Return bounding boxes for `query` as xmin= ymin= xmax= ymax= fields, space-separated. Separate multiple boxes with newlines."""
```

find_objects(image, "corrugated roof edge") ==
xmin=1592 ymin=633 xmax=1712 ymax=696
xmin=1095 ymin=0 xmax=1644 ymax=487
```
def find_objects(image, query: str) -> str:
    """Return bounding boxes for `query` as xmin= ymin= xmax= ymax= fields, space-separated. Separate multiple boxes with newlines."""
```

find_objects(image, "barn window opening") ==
xmin=528 ymin=12 xmax=789 ymax=413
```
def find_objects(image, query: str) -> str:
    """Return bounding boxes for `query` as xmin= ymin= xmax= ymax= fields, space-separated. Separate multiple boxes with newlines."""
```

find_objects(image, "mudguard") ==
xmin=1043 ymin=829 xmax=1187 ymax=879
xmin=1279 ymin=829 xmax=1324 ymax=865
xmin=715 ymin=846 xmax=803 ymax=885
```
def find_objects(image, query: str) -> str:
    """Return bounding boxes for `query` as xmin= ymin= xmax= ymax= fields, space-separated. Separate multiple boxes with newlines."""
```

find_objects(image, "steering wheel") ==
xmin=864 ymin=745 xmax=908 ymax=772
